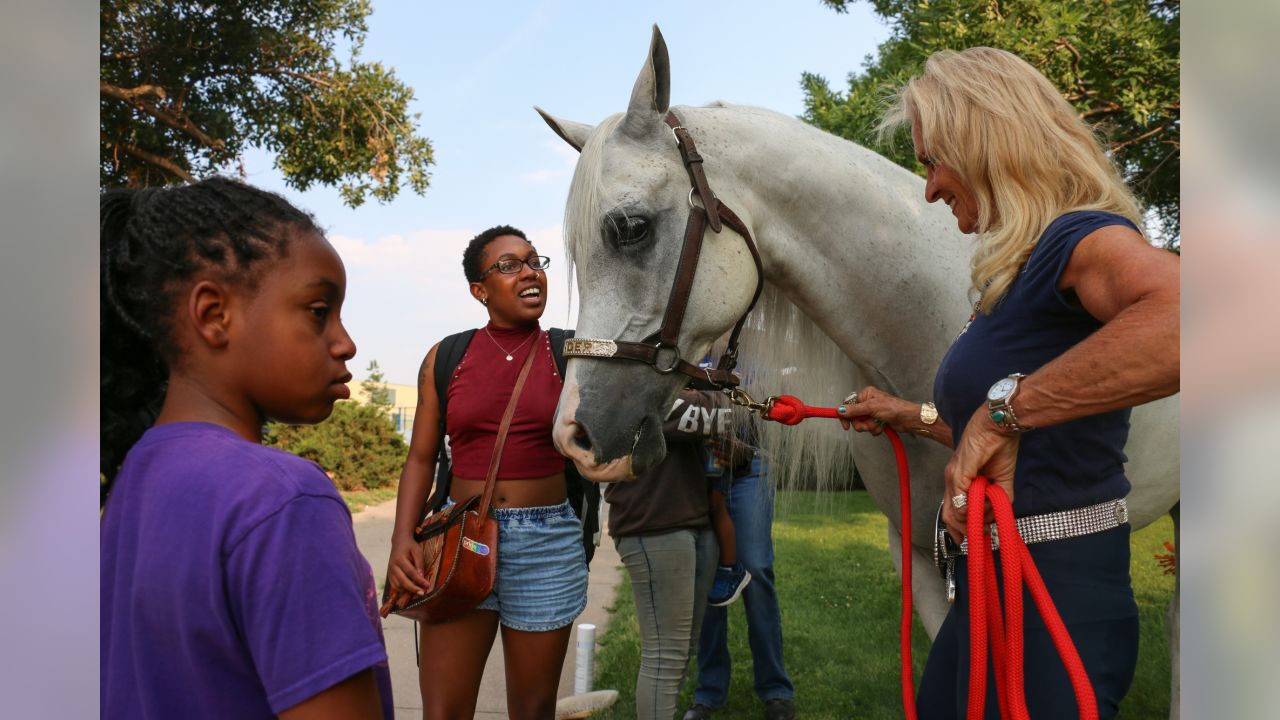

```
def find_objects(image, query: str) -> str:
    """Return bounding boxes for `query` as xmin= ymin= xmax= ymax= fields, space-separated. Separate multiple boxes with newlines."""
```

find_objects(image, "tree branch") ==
xmin=100 ymin=80 xmax=225 ymax=150
xmin=1080 ymin=101 xmax=1123 ymax=120
xmin=1110 ymin=121 xmax=1175 ymax=153
xmin=100 ymin=82 xmax=167 ymax=101
xmin=103 ymin=133 xmax=194 ymax=182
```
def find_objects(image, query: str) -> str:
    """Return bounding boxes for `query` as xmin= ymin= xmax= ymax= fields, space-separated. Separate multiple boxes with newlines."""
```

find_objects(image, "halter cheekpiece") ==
xmin=561 ymin=111 xmax=765 ymax=390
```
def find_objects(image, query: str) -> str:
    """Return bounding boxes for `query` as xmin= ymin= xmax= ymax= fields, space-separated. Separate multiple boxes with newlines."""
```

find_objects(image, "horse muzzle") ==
xmin=553 ymin=376 xmax=670 ymax=482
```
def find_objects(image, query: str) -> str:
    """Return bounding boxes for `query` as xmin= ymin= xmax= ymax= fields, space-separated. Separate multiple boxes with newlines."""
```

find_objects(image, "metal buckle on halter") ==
xmin=562 ymin=338 xmax=619 ymax=358
xmin=652 ymin=342 xmax=681 ymax=373
xmin=687 ymin=187 xmax=704 ymax=210
xmin=722 ymin=386 xmax=774 ymax=417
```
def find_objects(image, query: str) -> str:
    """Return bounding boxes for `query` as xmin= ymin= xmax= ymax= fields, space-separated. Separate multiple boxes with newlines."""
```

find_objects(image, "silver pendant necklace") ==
xmin=484 ymin=327 xmax=537 ymax=361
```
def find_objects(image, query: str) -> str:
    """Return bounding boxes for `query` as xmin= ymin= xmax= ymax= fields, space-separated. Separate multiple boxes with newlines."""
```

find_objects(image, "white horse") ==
xmin=539 ymin=25 xmax=1179 ymax=711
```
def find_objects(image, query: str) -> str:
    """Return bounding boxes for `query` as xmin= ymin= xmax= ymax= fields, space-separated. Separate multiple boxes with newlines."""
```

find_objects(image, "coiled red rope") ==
xmin=760 ymin=394 xmax=1096 ymax=719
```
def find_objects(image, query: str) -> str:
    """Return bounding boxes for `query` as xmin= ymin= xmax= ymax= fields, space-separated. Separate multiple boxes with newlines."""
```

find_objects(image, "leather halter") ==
xmin=562 ymin=111 xmax=765 ymax=389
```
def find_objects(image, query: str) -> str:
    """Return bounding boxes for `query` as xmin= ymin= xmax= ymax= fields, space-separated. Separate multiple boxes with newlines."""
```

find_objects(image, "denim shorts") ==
xmin=446 ymin=499 xmax=588 ymax=632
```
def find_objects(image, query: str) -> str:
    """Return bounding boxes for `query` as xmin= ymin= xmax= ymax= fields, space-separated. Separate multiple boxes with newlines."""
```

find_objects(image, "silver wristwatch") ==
xmin=986 ymin=373 xmax=1032 ymax=433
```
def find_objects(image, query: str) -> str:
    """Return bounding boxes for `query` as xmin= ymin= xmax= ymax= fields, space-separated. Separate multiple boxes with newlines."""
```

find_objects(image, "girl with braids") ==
xmin=100 ymin=178 xmax=391 ymax=719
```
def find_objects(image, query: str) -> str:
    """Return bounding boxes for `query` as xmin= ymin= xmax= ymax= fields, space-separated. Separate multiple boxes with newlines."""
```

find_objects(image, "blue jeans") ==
xmin=694 ymin=458 xmax=795 ymax=707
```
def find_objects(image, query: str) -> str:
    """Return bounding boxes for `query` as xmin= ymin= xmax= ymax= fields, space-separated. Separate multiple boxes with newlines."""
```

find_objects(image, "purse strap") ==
xmin=475 ymin=330 xmax=544 ymax=524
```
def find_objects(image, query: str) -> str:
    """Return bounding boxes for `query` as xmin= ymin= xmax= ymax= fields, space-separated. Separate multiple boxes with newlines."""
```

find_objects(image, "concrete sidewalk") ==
xmin=352 ymin=498 xmax=622 ymax=719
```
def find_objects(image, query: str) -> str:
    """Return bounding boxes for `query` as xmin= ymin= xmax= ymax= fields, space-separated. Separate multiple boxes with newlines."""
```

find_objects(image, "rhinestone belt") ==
xmin=957 ymin=498 xmax=1129 ymax=555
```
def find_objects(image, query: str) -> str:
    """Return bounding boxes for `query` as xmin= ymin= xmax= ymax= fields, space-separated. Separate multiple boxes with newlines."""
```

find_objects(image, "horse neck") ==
xmin=689 ymin=106 xmax=972 ymax=397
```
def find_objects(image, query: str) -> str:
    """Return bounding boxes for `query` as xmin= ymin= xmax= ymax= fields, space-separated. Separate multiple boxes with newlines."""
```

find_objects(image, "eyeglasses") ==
xmin=480 ymin=255 xmax=551 ymax=277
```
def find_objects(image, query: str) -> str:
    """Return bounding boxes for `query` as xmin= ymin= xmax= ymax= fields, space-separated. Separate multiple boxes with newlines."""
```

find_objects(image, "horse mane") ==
xmin=736 ymin=285 xmax=861 ymax=492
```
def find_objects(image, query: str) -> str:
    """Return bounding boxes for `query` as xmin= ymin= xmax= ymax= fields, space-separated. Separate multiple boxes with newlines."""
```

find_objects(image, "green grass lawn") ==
xmin=593 ymin=490 xmax=1175 ymax=719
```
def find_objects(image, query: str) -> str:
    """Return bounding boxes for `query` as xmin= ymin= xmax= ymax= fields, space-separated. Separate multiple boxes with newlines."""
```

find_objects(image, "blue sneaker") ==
xmin=708 ymin=564 xmax=751 ymax=606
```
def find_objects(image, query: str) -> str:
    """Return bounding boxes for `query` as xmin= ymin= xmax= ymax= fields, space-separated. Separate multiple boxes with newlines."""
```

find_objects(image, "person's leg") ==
xmin=690 ymin=525 xmax=719 ymax=659
xmin=916 ymin=606 xmax=962 ymax=720
xmin=693 ymin=603 xmax=732 ymax=709
xmin=418 ymin=609 xmax=501 ymax=720
xmin=491 ymin=500 xmax=589 ymax=719
xmin=500 ymin=624 xmax=575 ymax=720
xmin=1021 ymin=616 xmax=1139 ymax=720
xmin=729 ymin=459 xmax=795 ymax=703
xmin=618 ymin=530 xmax=706 ymax=720
xmin=709 ymin=487 xmax=737 ymax=566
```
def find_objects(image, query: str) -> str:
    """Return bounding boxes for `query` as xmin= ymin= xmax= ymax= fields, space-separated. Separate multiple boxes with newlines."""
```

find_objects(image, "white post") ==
xmin=573 ymin=623 xmax=596 ymax=695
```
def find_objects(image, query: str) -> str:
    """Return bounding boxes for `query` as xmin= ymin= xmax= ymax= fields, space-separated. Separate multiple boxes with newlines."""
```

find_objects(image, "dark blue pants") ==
xmin=693 ymin=458 xmax=795 ymax=707
xmin=917 ymin=524 xmax=1139 ymax=719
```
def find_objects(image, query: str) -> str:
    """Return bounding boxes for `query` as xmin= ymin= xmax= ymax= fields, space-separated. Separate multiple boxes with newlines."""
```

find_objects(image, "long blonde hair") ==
xmin=881 ymin=47 xmax=1144 ymax=312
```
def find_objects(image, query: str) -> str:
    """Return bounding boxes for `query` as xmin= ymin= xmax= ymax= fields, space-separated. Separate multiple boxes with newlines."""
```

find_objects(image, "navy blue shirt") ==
xmin=933 ymin=211 xmax=1139 ymax=516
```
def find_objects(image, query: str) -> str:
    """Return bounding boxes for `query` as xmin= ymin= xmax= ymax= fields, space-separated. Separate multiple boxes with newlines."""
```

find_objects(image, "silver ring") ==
xmin=843 ymin=391 xmax=859 ymax=405
xmin=951 ymin=494 xmax=968 ymax=510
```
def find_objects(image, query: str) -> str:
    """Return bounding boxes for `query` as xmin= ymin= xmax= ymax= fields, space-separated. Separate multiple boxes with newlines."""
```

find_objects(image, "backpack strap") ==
xmin=426 ymin=329 xmax=475 ymax=513
xmin=549 ymin=327 xmax=573 ymax=377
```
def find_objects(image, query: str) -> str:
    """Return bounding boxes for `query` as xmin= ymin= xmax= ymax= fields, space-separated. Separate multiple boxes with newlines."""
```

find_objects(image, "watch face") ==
xmin=988 ymin=377 xmax=1017 ymax=402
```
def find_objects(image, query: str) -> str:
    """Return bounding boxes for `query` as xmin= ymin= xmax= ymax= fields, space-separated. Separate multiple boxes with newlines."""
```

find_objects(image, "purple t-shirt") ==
xmin=101 ymin=422 xmax=393 ymax=718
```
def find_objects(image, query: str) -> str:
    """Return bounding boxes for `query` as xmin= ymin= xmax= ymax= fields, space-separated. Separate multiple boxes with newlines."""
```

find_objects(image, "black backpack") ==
xmin=427 ymin=327 xmax=600 ymax=566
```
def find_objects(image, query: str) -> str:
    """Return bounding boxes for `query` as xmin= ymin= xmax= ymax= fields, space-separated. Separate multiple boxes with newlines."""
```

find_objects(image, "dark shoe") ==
xmin=683 ymin=704 xmax=714 ymax=720
xmin=708 ymin=563 xmax=752 ymax=606
xmin=764 ymin=698 xmax=796 ymax=720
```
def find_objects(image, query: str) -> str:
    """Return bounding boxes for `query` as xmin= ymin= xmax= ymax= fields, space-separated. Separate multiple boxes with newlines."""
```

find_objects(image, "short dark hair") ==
xmin=100 ymin=177 xmax=320 ymax=494
xmin=462 ymin=224 xmax=528 ymax=282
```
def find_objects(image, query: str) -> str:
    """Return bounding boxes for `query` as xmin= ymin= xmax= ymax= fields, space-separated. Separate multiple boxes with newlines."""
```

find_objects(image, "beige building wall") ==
xmin=345 ymin=379 xmax=419 ymax=438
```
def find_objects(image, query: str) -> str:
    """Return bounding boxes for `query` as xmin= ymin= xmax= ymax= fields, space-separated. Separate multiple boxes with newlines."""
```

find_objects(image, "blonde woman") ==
xmin=836 ymin=48 xmax=1178 ymax=719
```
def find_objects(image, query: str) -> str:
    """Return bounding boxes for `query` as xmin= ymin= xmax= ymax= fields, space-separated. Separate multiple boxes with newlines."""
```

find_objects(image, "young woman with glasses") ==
xmin=381 ymin=225 xmax=587 ymax=720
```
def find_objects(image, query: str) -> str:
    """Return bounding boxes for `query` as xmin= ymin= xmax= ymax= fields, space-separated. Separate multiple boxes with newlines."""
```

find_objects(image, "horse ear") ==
xmin=620 ymin=24 xmax=671 ymax=140
xmin=535 ymin=106 xmax=593 ymax=153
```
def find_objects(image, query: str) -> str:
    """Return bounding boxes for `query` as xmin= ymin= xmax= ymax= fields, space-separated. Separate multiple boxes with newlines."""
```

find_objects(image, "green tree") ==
xmin=264 ymin=401 xmax=406 ymax=490
xmin=100 ymin=0 xmax=434 ymax=207
xmin=361 ymin=359 xmax=392 ymax=410
xmin=806 ymin=0 xmax=1180 ymax=243
xmin=265 ymin=358 xmax=406 ymax=490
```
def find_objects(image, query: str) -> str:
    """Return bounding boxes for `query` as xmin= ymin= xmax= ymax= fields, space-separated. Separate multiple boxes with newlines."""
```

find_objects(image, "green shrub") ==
xmin=264 ymin=400 xmax=407 ymax=491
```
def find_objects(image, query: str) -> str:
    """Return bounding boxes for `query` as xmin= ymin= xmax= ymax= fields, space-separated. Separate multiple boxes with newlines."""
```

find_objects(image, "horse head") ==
xmin=537 ymin=25 xmax=759 ymax=481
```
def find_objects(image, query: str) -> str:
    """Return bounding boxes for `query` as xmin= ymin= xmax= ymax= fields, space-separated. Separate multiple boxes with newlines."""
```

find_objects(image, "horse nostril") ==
xmin=572 ymin=425 xmax=592 ymax=452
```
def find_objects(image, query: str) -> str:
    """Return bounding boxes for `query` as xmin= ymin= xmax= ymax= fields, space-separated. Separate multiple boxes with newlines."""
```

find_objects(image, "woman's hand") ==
xmin=379 ymin=532 xmax=429 ymax=618
xmin=941 ymin=405 xmax=1019 ymax=541
xmin=836 ymin=386 xmax=919 ymax=436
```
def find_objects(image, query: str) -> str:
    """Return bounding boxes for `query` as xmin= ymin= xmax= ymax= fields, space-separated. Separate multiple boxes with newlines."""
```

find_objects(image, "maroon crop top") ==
xmin=446 ymin=322 xmax=566 ymax=479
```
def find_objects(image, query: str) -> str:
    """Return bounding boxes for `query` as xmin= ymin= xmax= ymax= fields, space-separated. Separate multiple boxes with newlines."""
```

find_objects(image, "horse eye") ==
xmin=607 ymin=215 xmax=649 ymax=247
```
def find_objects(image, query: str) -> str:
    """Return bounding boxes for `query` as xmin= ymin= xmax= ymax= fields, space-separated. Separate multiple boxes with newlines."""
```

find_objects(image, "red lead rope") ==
xmin=965 ymin=478 xmax=1098 ymax=720
xmin=760 ymin=395 xmax=1096 ymax=719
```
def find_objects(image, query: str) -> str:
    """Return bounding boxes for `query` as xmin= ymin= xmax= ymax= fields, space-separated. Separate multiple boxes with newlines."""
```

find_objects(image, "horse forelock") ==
xmin=563 ymin=113 xmax=624 ymax=298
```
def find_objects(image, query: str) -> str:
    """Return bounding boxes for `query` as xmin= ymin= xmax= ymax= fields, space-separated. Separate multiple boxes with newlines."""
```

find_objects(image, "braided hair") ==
xmin=100 ymin=177 xmax=320 ymax=498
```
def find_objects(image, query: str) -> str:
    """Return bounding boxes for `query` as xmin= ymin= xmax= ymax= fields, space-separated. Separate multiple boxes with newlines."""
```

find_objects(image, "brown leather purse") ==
xmin=387 ymin=334 xmax=541 ymax=624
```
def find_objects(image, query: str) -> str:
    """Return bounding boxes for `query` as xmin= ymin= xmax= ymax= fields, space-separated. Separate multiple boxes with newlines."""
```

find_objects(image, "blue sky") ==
xmin=243 ymin=1 xmax=891 ymax=384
